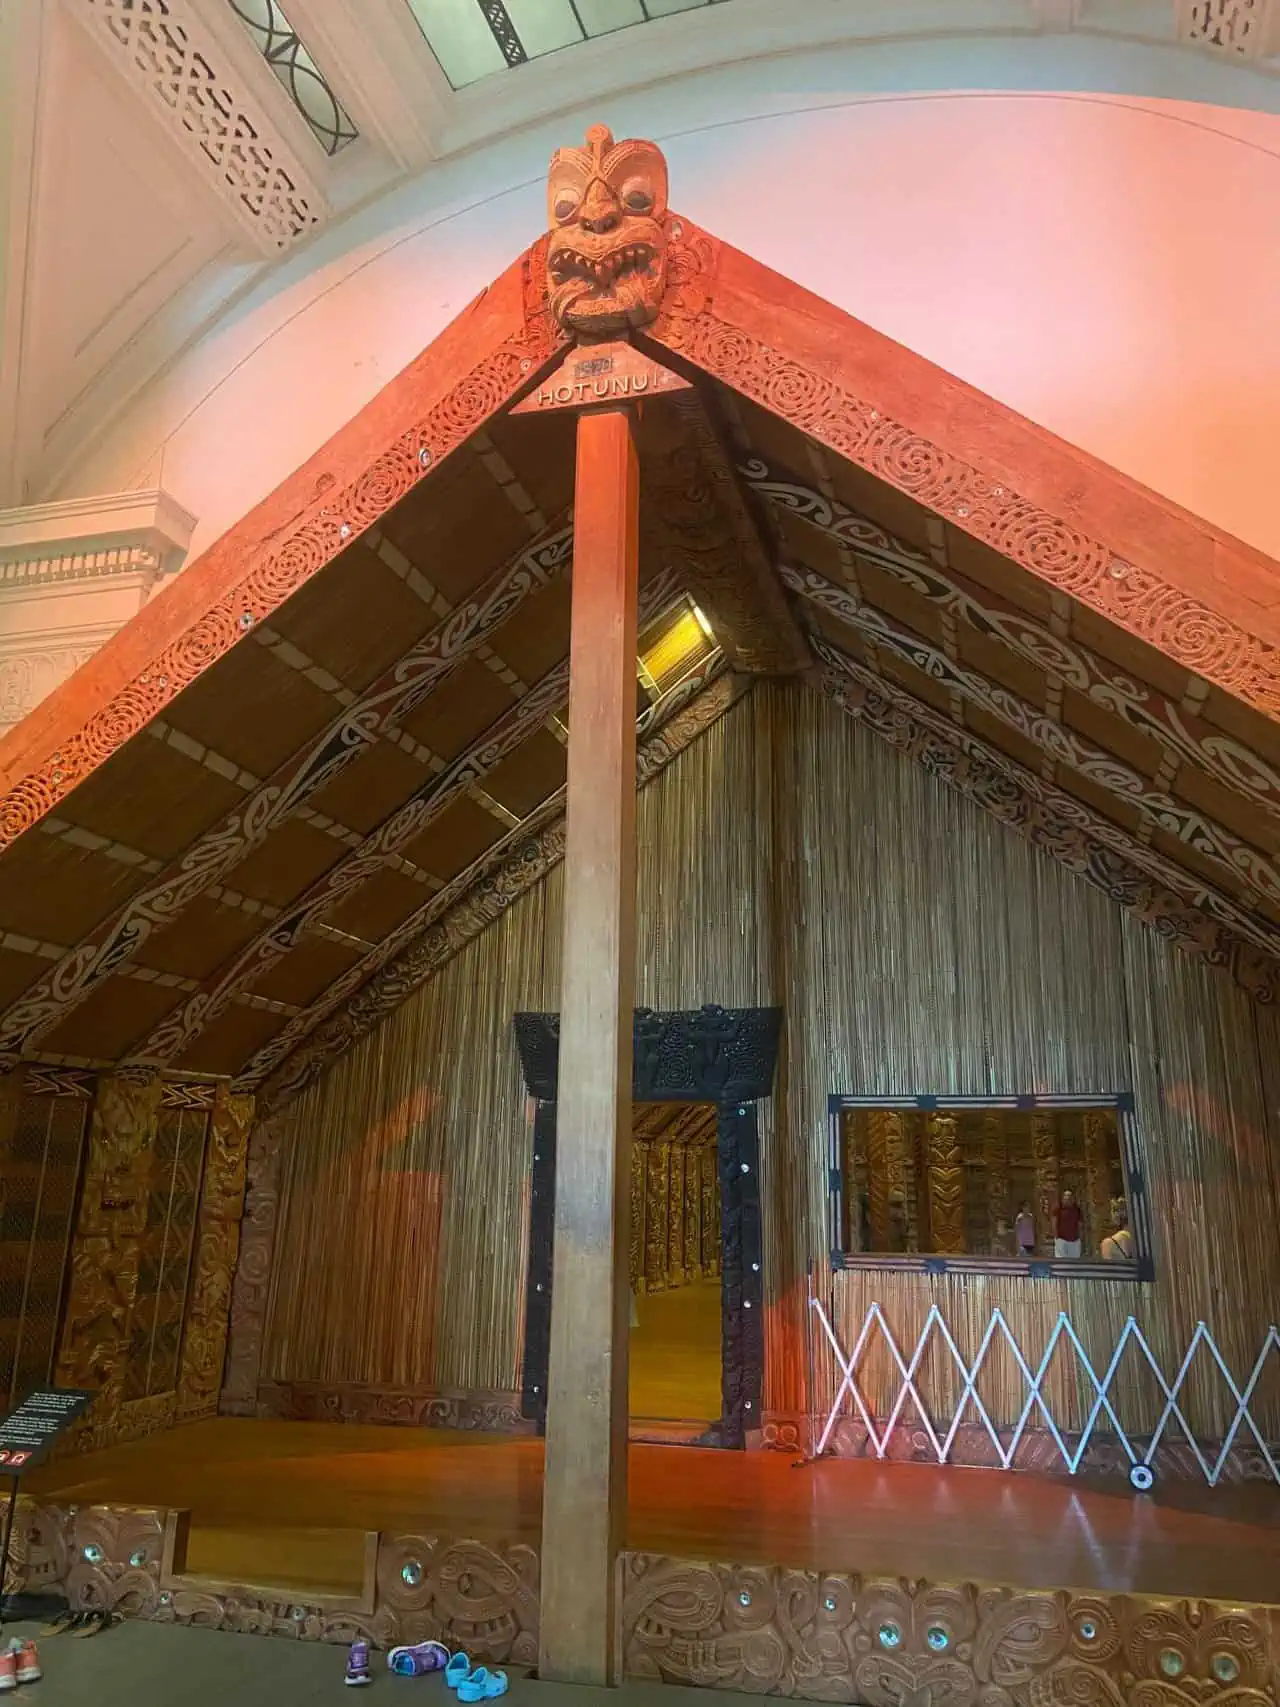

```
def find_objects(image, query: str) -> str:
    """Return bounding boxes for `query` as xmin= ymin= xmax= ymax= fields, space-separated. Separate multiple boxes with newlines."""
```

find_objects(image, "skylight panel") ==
xmin=227 ymin=0 xmax=357 ymax=156
xmin=405 ymin=0 xmax=727 ymax=90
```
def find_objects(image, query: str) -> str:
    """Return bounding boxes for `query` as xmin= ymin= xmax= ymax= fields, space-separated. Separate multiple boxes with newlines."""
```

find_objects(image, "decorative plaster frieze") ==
xmin=70 ymin=0 xmax=329 ymax=255
xmin=0 ymin=488 xmax=197 ymax=730
xmin=0 ymin=639 xmax=107 ymax=731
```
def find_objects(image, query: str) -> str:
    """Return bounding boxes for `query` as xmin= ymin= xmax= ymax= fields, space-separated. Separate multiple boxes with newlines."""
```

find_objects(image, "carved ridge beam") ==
xmin=813 ymin=634 xmax=1280 ymax=1006
xmin=636 ymin=390 xmax=809 ymax=676
xmin=252 ymin=659 xmax=747 ymax=1110
xmin=742 ymin=452 xmax=1280 ymax=824
xmin=648 ymin=221 xmax=1280 ymax=721
xmin=786 ymin=561 xmax=1280 ymax=932
xmin=129 ymin=568 xmax=682 ymax=1068
xmin=0 ymin=510 xmax=574 ymax=1066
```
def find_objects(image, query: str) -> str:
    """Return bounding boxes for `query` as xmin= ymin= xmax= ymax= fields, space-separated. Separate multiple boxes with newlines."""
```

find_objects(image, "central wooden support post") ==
xmin=538 ymin=402 xmax=640 ymax=1685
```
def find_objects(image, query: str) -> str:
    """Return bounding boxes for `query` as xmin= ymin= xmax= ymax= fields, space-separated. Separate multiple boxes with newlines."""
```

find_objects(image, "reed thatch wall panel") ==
xmin=260 ymin=683 xmax=1277 ymax=1440
xmin=262 ymin=708 xmax=767 ymax=1393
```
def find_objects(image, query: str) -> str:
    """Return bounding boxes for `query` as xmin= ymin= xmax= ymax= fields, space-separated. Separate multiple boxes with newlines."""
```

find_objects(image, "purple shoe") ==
xmin=346 ymin=1640 xmax=373 ymax=1687
xmin=388 ymin=1640 xmax=449 ymax=1677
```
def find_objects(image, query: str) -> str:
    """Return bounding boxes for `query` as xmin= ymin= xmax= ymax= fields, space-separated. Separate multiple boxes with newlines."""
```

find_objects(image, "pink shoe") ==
xmin=14 ymin=1642 xmax=39 ymax=1685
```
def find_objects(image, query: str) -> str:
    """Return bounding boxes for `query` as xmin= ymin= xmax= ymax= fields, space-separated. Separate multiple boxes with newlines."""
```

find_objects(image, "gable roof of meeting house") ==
xmin=1 ymin=136 xmax=1279 ymax=1113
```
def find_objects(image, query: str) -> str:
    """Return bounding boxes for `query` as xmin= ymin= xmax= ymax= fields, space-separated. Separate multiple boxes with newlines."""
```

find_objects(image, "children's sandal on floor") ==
xmin=388 ymin=1640 xmax=449 ymax=1676
xmin=457 ymin=1667 xmax=509 ymax=1701
xmin=445 ymin=1651 xmax=473 ymax=1690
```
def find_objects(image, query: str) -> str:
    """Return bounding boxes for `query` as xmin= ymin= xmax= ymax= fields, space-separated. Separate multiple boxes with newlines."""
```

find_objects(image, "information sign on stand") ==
xmin=0 ymin=1389 xmax=94 ymax=1621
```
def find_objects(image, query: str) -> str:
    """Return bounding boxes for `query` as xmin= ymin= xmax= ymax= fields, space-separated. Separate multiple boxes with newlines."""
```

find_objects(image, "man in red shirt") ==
xmin=1054 ymin=1190 xmax=1083 ymax=1259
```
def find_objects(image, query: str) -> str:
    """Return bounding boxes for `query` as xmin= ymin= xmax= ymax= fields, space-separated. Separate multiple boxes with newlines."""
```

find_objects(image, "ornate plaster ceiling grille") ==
xmin=227 ymin=0 xmax=357 ymax=155
xmin=404 ymin=0 xmax=728 ymax=89
xmin=1178 ymin=0 xmax=1278 ymax=56
xmin=78 ymin=0 xmax=324 ymax=252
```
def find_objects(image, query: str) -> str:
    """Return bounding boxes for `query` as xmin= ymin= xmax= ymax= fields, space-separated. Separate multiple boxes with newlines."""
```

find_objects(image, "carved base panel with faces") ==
xmin=4 ymin=1498 xmax=1275 ymax=1703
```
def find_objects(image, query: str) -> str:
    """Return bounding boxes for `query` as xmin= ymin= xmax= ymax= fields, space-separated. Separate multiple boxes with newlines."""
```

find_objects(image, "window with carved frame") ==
xmin=827 ymin=1093 xmax=1151 ymax=1281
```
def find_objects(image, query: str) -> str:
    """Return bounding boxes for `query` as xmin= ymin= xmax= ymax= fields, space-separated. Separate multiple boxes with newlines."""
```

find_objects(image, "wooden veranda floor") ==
xmin=26 ymin=1418 xmax=1280 ymax=1605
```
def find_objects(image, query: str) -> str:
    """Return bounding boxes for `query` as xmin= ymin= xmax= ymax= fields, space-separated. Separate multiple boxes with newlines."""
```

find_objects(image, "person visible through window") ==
xmin=1014 ymin=1201 xmax=1036 ymax=1259
xmin=1054 ymin=1189 xmax=1083 ymax=1259
xmin=1101 ymin=1200 xmax=1134 ymax=1263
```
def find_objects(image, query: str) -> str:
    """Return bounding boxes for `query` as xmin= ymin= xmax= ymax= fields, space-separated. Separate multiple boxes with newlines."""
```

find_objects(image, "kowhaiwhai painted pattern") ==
xmin=785 ymin=561 xmax=1280 ymax=927
xmin=255 ymin=665 xmax=750 ymax=1109
xmin=0 ymin=509 xmax=574 ymax=1067
xmin=745 ymin=455 xmax=1280 ymax=823
xmin=814 ymin=636 xmax=1280 ymax=1005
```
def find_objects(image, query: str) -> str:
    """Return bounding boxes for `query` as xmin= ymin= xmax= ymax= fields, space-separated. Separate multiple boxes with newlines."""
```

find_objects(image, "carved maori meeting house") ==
xmin=0 ymin=122 xmax=1277 ymax=1701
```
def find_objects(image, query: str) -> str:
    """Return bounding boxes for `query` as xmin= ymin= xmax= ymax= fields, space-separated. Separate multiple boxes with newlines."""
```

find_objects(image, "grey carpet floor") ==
xmin=0 ymin=1620 xmax=744 ymax=1707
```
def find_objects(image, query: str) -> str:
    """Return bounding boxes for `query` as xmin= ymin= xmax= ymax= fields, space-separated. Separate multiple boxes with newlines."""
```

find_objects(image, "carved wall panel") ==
xmin=220 ymin=1114 xmax=288 ymax=1416
xmin=255 ymin=1382 xmax=531 ymax=1433
xmin=5 ymin=1496 xmax=1278 ymax=1697
xmin=618 ymin=1553 xmax=1280 ymax=1706
xmin=864 ymin=1111 xmax=893 ymax=1253
xmin=177 ymin=1088 xmax=254 ymax=1422
xmin=6 ymin=1500 xmax=539 ymax=1664
xmin=1032 ymin=1113 xmax=1060 ymax=1254
xmin=926 ymin=1112 xmax=965 ymax=1255
xmin=53 ymin=1073 xmax=163 ymax=1451
xmin=630 ymin=1114 xmax=721 ymax=1295
xmin=645 ymin=1142 xmax=671 ymax=1293
xmin=984 ymin=1113 xmax=1010 ymax=1253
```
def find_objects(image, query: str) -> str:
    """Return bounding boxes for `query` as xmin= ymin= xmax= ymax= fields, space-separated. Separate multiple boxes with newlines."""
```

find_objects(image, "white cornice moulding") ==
xmin=0 ymin=488 xmax=198 ymax=589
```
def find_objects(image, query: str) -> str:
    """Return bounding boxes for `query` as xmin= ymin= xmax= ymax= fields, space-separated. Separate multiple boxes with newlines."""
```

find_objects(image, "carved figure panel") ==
xmin=546 ymin=125 xmax=668 ymax=334
xmin=926 ymin=1112 xmax=965 ymax=1255
xmin=54 ymin=1074 xmax=162 ymax=1430
xmin=619 ymin=1554 xmax=1279 ymax=1707
xmin=178 ymin=1088 xmax=253 ymax=1422
xmin=220 ymin=1114 xmax=287 ymax=1416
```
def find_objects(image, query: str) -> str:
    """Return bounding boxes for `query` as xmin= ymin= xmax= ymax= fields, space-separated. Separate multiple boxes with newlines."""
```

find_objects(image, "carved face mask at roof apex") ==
xmin=546 ymin=124 xmax=669 ymax=336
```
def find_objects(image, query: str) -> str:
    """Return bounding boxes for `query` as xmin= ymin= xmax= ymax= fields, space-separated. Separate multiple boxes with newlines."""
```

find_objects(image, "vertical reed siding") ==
xmin=260 ymin=684 xmax=1278 ymax=1437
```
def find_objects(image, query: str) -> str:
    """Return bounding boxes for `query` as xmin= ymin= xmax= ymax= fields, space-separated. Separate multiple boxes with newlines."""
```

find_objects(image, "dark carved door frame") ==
xmin=512 ymin=1005 xmax=781 ymax=1450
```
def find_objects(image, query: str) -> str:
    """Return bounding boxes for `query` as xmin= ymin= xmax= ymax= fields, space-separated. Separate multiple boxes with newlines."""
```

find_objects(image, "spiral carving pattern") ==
xmin=652 ymin=221 xmax=1280 ymax=721
xmin=620 ymin=1555 xmax=1277 ymax=1706
xmin=0 ymin=243 xmax=562 ymax=855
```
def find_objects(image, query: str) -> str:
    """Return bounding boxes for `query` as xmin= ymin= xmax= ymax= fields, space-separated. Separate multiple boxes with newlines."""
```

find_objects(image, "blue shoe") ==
xmin=457 ymin=1668 xmax=509 ymax=1702
xmin=446 ymin=1652 xmax=473 ymax=1691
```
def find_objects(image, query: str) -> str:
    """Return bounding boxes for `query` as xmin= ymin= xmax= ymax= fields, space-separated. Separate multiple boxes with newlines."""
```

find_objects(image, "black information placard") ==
xmin=0 ymin=1389 xmax=94 ymax=1471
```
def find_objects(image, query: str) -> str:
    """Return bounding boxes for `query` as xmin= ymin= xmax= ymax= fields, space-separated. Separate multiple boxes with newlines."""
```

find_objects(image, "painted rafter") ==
xmin=648 ymin=223 xmax=1280 ymax=721
xmin=740 ymin=453 xmax=1280 ymax=824
xmin=814 ymin=634 xmax=1280 ymax=1006
xmin=133 ymin=567 xmax=682 ymax=1067
xmin=251 ymin=655 xmax=746 ymax=1110
xmin=0 ymin=246 xmax=563 ymax=842
xmin=0 ymin=508 xmax=575 ymax=1065
xmin=785 ymin=560 xmax=1280 ymax=929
